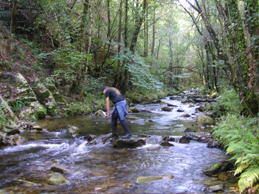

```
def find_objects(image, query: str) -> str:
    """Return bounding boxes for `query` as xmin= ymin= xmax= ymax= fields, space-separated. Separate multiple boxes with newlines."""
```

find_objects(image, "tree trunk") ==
xmin=144 ymin=1 xmax=148 ymax=57
xmin=129 ymin=0 xmax=147 ymax=53
xmin=151 ymin=7 xmax=156 ymax=56
xmin=10 ymin=0 xmax=17 ymax=33
xmin=113 ymin=0 xmax=123 ymax=88
xmin=78 ymin=4 xmax=93 ymax=101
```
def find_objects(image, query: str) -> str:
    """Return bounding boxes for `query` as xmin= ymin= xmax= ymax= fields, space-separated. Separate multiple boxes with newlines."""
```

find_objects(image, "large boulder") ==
xmin=44 ymin=78 xmax=66 ymax=104
xmin=0 ymin=96 xmax=18 ymax=122
xmin=197 ymin=114 xmax=215 ymax=125
xmin=14 ymin=73 xmax=47 ymax=120
xmin=32 ymin=78 xmax=57 ymax=116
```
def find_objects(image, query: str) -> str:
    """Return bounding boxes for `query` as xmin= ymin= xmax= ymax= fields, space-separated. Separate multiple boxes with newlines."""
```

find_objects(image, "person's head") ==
xmin=102 ymin=86 xmax=107 ymax=94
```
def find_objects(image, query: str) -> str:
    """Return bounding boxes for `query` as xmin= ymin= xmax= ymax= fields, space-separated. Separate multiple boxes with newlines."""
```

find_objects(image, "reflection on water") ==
xmin=0 ymin=96 xmax=237 ymax=193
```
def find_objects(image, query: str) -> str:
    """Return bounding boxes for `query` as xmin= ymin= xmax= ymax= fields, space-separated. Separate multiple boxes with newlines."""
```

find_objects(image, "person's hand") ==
xmin=107 ymin=113 xmax=110 ymax=118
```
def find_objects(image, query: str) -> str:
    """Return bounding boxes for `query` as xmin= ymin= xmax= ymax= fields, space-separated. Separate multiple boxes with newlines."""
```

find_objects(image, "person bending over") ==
xmin=102 ymin=86 xmax=131 ymax=139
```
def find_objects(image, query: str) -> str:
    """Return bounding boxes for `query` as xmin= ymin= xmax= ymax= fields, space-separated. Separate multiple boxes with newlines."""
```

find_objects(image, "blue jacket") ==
xmin=113 ymin=100 xmax=128 ymax=120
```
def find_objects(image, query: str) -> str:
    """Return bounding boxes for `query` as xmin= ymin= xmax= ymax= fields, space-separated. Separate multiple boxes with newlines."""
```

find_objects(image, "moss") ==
xmin=34 ymin=108 xmax=46 ymax=119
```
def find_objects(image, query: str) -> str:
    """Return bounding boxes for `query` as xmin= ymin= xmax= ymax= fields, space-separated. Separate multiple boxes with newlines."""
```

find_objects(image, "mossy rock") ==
xmin=35 ymin=109 xmax=47 ymax=119
xmin=197 ymin=114 xmax=215 ymax=125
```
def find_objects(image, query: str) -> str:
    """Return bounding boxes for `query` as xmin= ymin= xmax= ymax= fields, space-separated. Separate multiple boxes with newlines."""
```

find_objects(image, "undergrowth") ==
xmin=212 ymin=88 xmax=259 ymax=193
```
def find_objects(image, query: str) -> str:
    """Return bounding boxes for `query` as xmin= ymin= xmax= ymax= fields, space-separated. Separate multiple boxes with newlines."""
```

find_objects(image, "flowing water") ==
xmin=0 ymin=95 xmax=238 ymax=194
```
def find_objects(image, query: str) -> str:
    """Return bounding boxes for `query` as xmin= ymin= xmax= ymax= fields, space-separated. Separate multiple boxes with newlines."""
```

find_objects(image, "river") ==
xmin=0 ymin=95 xmax=238 ymax=193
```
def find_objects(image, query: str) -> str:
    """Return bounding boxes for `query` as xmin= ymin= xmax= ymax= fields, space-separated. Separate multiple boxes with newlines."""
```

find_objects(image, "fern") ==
xmin=235 ymin=163 xmax=249 ymax=176
xmin=213 ymin=115 xmax=259 ymax=192
xmin=238 ymin=167 xmax=259 ymax=193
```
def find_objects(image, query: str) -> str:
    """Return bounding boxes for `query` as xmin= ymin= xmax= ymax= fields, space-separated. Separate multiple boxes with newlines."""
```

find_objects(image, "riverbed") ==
xmin=0 ymin=95 xmax=238 ymax=193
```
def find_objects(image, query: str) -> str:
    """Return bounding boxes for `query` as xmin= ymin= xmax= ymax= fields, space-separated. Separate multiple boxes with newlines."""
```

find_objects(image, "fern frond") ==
xmin=226 ymin=143 xmax=245 ymax=154
xmin=234 ymin=163 xmax=249 ymax=176
xmin=238 ymin=167 xmax=259 ymax=193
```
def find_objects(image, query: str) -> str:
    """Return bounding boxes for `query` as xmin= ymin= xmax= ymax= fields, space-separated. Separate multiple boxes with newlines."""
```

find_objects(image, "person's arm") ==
xmin=105 ymin=97 xmax=110 ymax=118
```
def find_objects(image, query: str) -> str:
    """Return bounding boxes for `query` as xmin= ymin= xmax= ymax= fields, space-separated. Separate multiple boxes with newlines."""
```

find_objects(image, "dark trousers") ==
xmin=111 ymin=110 xmax=130 ymax=135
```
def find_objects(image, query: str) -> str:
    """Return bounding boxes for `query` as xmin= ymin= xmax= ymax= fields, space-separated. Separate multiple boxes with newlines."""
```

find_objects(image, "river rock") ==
xmin=161 ymin=106 xmax=172 ymax=111
xmin=160 ymin=141 xmax=174 ymax=146
xmin=146 ymin=144 xmax=161 ymax=151
xmin=50 ymin=165 xmax=69 ymax=174
xmin=189 ymin=103 xmax=195 ymax=107
xmin=197 ymin=114 xmax=215 ymax=125
xmin=184 ymin=128 xmax=197 ymax=132
xmin=112 ymin=138 xmax=146 ymax=148
xmin=160 ymin=101 xmax=167 ymax=105
xmin=181 ymin=98 xmax=194 ymax=103
xmin=179 ymin=136 xmax=191 ymax=143
xmin=218 ymin=172 xmax=229 ymax=180
xmin=167 ymin=103 xmax=177 ymax=107
xmin=84 ymin=134 xmax=97 ymax=142
xmin=181 ymin=113 xmax=191 ymax=117
xmin=33 ymin=125 xmax=43 ymax=132
xmin=126 ymin=116 xmax=138 ymax=120
xmin=88 ymin=133 xmax=113 ymax=145
xmin=95 ymin=110 xmax=106 ymax=117
xmin=8 ymin=134 xmax=26 ymax=145
xmin=202 ymin=160 xmax=234 ymax=176
xmin=207 ymin=138 xmax=222 ymax=149
xmin=197 ymin=102 xmax=211 ymax=112
xmin=135 ymin=174 xmax=174 ymax=183
xmin=48 ymin=173 xmax=69 ymax=185
xmin=147 ymin=136 xmax=163 ymax=144
xmin=163 ymin=136 xmax=175 ymax=142
xmin=128 ymin=107 xmax=139 ymax=113
xmin=67 ymin=125 xmax=79 ymax=134
xmin=183 ymin=132 xmax=212 ymax=143
xmin=1 ymin=121 xmax=20 ymax=135
xmin=208 ymin=185 xmax=224 ymax=192
xmin=177 ymin=108 xmax=184 ymax=112
xmin=0 ymin=96 xmax=18 ymax=122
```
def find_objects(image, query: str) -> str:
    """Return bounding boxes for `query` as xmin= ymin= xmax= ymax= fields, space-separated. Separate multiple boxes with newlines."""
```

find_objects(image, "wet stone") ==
xmin=179 ymin=136 xmax=191 ymax=144
xmin=136 ymin=174 xmax=174 ymax=183
xmin=161 ymin=106 xmax=172 ymax=111
xmin=181 ymin=113 xmax=191 ymax=117
xmin=209 ymin=185 xmax=224 ymax=192
xmin=50 ymin=165 xmax=69 ymax=174
xmin=126 ymin=116 xmax=138 ymax=120
xmin=112 ymin=138 xmax=146 ymax=148
xmin=177 ymin=108 xmax=184 ymax=112
xmin=160 ymin=141 xmax=174 ymax=146
xmin=146 ymin=145 xmax=161 ymax=151
xmin=48 ymin=173 xmax=69 ymax=185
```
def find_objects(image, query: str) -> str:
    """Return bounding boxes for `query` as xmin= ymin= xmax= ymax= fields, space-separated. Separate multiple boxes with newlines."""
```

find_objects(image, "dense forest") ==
xmin=0 ymin=0 xmax=259 ymax=193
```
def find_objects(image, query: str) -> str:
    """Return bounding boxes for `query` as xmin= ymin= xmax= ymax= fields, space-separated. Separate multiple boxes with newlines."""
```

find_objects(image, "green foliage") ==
xmin=210 ymin=88 xmax=242 ymax=116
xmin=0 ymin=106 xmax=7 ymax=122
xmin=11 ymin=101 xmax=25 ymax=113
xmin=114 ymin=48 xmax=163 ymax=90
xmin=213 ymin=115 xmax=259 ymax=193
